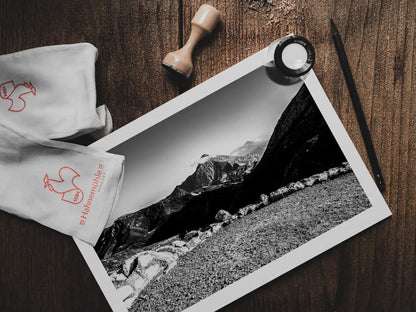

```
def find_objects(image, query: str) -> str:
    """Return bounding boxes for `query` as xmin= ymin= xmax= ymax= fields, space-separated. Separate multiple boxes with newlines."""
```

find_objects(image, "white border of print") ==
xmin=73 ymin=46 xmax=392 ymax=312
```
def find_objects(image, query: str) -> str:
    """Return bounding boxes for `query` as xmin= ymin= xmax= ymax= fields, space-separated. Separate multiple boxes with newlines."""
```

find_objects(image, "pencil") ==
xmin=330 ymin=16 xmax=386 ymax=193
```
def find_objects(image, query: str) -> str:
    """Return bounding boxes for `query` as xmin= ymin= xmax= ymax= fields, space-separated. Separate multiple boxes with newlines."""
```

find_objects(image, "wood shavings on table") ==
xmin=267 ymin=1 xmax=305 ymax=26
xmin=243 ymin=0 xmax=306 ymax=26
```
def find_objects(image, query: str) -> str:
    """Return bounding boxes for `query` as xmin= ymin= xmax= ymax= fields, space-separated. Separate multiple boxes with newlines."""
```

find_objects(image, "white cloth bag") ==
xmin=0 ymin=43 xmax=124 ymax=245
xmin=0 ymin=120 xmax=124 ymax=245
xmin=0 ymin=43 xmax=111 ymax=139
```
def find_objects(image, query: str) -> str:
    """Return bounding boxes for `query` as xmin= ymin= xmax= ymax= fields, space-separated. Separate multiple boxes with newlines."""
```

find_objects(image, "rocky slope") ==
xmin=109 ymin=164 xmax=366 ymax=310
xmin=177 ymin=154 xmax=260 ymax=193
xmin=95 ymin=84 xmax=347 ymax=259
xmin=133 ymin=172 xmax=370 ymax=312
xmin=231 ymin=84 xmax=347 ymax=208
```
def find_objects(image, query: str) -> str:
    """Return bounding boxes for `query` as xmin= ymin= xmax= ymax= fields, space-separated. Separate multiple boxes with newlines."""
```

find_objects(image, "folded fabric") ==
xmin=0 ymin=120 xmax=125 ymax=245
xmin=91 ymin=105 xmax=114 ymax=140
xmin=0 ymin=43 xmax=110 ymax=140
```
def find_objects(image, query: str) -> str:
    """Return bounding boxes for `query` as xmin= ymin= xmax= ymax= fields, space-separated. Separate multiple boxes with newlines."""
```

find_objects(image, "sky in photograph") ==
xmin=106 ymin=68 xmax=303 ymax=226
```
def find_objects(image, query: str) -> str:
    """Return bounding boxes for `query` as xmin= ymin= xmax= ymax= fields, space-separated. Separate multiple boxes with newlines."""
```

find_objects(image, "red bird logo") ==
xmin=44 ymin=167 xmax=84 ymax=205
xmin=0 ymin=80 xmax=36 ymax=112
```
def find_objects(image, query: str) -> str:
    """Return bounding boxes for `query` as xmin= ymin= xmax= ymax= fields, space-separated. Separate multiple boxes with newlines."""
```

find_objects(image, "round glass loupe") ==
xmin=264 ymin=35 xmax=315 ymax=85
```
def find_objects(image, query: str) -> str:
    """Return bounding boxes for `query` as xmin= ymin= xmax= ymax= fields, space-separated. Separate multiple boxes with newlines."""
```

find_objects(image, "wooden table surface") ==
xmin=0 ymin=0 xmax=415 ymax=311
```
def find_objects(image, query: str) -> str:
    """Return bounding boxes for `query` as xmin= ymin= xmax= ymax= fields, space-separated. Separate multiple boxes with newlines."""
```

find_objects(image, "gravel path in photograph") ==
xmin=133 ymin=173 xmax=371 ymax=312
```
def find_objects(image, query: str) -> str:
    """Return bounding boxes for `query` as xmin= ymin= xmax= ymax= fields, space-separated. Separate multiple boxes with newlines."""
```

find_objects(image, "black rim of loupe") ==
xmin=274 ymin=36 xmax=315 ymax=78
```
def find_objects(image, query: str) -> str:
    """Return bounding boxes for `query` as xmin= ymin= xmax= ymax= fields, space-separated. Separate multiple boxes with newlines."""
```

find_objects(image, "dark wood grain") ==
xmin=0 ymin=0 xmax=415 ymax=311
xmin=0 ymin=0 xmax=181 ymax=130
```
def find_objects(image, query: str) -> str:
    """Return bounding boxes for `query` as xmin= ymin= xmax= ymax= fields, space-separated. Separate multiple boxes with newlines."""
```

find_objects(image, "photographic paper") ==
xmin=74 ymin=46 xmax=391 ymax=312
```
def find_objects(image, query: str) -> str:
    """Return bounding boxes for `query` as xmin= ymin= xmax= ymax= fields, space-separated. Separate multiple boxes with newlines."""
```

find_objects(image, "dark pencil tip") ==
xmin=329 ymin=16 xmax=338 ymax=34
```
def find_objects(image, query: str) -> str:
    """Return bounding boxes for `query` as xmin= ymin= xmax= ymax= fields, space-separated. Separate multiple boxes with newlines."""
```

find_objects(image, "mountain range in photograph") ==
xmin=95 ymin=84 xmax=345 ymax=258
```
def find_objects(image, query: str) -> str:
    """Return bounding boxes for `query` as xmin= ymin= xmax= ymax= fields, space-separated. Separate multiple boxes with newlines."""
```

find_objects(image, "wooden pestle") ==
xmin=162 ymin=4 xmax=220 ymax=78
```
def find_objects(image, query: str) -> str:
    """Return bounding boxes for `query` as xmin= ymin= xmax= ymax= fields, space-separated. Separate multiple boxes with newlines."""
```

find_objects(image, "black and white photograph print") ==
xmin=93 ymin=68 xmax=372 ymax=312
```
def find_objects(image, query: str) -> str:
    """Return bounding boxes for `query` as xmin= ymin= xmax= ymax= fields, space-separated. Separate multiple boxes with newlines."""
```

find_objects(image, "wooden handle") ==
xmin=191 ymin=4 xmax=220 ymax=34
xmin=162 ymin=4 xmax=220 ymax=78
